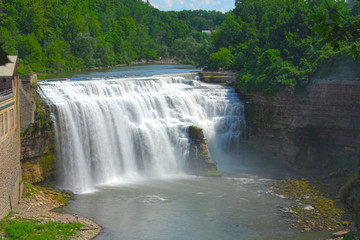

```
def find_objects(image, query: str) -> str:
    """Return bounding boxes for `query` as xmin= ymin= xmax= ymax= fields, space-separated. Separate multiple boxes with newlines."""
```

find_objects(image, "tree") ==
xmin=312 ymin=0 xmax=360 ymax=59
xmin=71 ymin=32 xmax=97 ymax=67
xmin=0 ymin=45 xmax=9 ymax=65
xmin=172 ymin=37 xmax=203 ymax=64
xmin=43 ymin=39 xmax=70 ymax=70
xmin=210 ymin=0 xmax=347 ymax=96
xmin=0 ymin=0 xmax=226 ymax=72
xmin=17 ymin=34 xmax=43 ymax=70
xmin=210 ymin=48 xmax=233 ymax=70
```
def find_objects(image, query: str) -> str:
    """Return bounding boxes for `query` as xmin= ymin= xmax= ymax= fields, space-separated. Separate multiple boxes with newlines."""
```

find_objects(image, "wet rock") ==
xmin=21 ymin=86 xmax=57 ymax=184
xmin=303 ymin=205 xmax=315 ymax=211
xmin=332 ymin=229 xmax=350 ymax=238
xmin=186 ymin=126 xmax=222 ymax=177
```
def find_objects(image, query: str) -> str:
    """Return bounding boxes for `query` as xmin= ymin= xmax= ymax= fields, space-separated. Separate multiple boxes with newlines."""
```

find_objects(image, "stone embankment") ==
xmin=198 ymin=71 xmax=236 ymax=85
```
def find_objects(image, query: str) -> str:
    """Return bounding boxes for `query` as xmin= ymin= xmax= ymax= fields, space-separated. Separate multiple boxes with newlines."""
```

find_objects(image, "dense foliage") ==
xmin=1 ymin=0 xmax=359 ymax=95
xmin=312 ymin=0 xmax=360 ymax=59
xmin=0 ymin=0 xmax=224 ymax=75
xmin=207 ymin=0 xmax=359 ymax=96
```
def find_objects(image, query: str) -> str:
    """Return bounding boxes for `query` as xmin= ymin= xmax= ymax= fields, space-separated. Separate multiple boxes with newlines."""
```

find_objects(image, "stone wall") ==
xmin=0 ymin=75 xmax=23 ymax=220
xmin=198 ymin=71 xmax=236 ymax=85
xmin=19 ymin=82 xmax=35 ymax=131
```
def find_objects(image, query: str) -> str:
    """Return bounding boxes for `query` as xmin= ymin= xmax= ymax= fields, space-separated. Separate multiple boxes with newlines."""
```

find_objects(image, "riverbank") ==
xmin=0 ymin=185 xmax=101 ymax=239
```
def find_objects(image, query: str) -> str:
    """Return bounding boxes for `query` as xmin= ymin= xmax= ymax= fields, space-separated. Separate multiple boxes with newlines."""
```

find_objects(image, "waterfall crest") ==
xmin=39 ymin=75 xmax=245 ymax=193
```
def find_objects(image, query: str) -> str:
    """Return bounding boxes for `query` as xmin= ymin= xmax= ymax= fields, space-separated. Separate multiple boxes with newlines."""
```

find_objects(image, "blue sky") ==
xmin=145 ymin=0 xmax=235 ymax=12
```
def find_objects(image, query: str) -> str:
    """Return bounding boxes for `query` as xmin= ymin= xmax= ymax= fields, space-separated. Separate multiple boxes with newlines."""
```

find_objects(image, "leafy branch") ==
xmin=312 ymin=0 xmax=360 ymax=59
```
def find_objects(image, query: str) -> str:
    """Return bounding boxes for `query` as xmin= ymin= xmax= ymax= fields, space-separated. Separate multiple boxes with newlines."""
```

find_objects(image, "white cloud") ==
xmin=167 ymin=0 xmax=175 ymax=8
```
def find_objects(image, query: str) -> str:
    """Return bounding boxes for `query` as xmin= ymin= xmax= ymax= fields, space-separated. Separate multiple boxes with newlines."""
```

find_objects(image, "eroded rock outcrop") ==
xmin=186 ymin=126 xmax=222 ymax=177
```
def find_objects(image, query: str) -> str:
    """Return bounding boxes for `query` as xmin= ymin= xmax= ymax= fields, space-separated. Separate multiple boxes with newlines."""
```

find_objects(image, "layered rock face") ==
xmin=240 ymin=62 xmax=360 ymax=174
xmin=187 ymin=126 xmax=222 ymax=177
xmin=20 ymin=88 xmax=56 ymax=184
xmin=21 ymin=126 xmax=56 ymax=184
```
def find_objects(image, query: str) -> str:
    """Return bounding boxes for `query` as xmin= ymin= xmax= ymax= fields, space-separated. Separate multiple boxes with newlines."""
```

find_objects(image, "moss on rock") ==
xmin=21 ymin=83 xmax=57 ymax=185
xmin=270 ymin=179 xmax=344 ymax=231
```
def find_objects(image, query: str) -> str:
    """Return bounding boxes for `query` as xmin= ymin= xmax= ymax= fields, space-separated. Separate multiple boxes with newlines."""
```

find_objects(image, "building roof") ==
xmin=0 ymin=56 xmax=17 ymax=77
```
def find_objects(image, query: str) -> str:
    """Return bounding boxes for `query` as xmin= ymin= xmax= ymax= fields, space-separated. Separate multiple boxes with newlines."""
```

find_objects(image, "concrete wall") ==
xmin=19 ymin=82 xmax=35 ymax=131
xmin=0 ymin=73 xmax=23 ymax=220
xmin=198 ymin=71 xmax=236 ymax=85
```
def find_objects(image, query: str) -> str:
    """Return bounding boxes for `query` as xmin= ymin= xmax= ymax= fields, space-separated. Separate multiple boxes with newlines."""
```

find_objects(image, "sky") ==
xmin=144 ymin=0 xmax=235 ymax=12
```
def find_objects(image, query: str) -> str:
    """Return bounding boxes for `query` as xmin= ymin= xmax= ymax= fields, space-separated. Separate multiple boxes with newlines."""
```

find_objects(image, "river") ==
xmin=40 ymin=64 xmax=331 ymax=240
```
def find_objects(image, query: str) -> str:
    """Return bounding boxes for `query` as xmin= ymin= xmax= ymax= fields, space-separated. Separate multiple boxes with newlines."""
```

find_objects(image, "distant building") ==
xmin=0 ymin=56 xmax=23 ymax=219
xmin=202 ymin=30 xmax=212 ymax=35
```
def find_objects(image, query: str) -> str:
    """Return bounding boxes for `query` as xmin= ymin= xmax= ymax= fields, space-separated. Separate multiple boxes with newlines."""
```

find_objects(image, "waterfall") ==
xmin=39 ymin=74 xmax=245 ymax=193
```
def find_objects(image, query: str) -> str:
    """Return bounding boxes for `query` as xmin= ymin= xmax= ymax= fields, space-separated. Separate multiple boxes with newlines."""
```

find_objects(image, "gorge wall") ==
xmin=20 ymin=84 xmax=56 ymax=185
xmin=239 ymin=60 xmax=360 ymax=174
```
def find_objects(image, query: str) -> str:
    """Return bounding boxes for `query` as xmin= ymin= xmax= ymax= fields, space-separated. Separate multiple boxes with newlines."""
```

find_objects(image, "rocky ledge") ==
xmin=198 ymin=71 xmax=236 ymax=85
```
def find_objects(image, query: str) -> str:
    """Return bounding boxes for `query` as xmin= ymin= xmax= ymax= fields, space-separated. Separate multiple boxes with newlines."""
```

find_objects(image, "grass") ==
xmin=0 ymin=218 xmax=83 ymax=240
xmin=23 ymin=184 xmax=40 ymax=198
xmin=36 ymin=186 xmax=71 ymax=206
xmin=0 ymin=184 xmax=79 ymax=239
xmin=23 ymin=183 xmax=71 ymax=206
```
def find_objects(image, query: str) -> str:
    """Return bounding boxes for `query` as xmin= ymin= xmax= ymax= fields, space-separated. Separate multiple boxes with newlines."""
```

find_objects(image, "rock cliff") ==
xmin=186 ymin=126 xmax=222 ymax=177
xmin=239 ymin=59 xmax=360 ymax=174
xmin=20 ymin=84 xmax=56 ymax=184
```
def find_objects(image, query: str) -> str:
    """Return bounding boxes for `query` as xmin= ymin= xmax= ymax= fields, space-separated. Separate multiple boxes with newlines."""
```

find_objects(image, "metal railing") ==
xmin=0 ymin=89 xmax=13 ymax=97
xmin=0 ymin=89 xmax=14 ymax=102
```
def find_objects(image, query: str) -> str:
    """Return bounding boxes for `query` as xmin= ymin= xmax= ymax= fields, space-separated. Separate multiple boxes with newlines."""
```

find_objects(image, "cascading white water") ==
xmin=39 ymin=74 xmax=245 ymax=193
